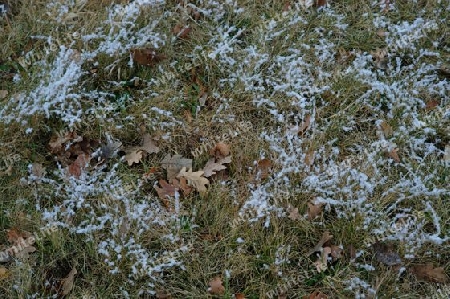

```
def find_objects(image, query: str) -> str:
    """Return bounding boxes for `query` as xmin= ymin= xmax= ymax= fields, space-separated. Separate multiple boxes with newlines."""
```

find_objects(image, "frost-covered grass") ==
xmin=0 ymin=0 xmax=449 ymax=298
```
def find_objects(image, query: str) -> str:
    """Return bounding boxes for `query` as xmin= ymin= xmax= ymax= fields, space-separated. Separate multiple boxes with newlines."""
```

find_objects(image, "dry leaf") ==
xmin=141 ymin=134 xmax=159 ymax=154
xmin=409 ymin=263 xmax=449 ymax=283
xmin=161 ymin=154 xmax=192 ymax=180
xmin=330 ymin=245 xmax=343 ymax=261
xmin=131 ymin=48 xmax=166 ymax=66
xmin=99 ymin=140 xmax=122 ymax=160
xmin=307 ymin=201 xmax=324 ymax=220
xmin=125 ymin=149 xmax=143 ymax=166
xmin=376 ymin=29 xmax=386 ymax=37
xmin=299 ymin=114 xmax=311 ymax=135
xmin=173 ymin=24 xmax=192 ymax=39
xmin=425 ymin=99 xmax=439 ymax=110
xmin=256 ymin=158 xmax=272 ymax=180
xmin=235 ymin=293 xmax=246 ymax=299
xmin=304 ymin=149 xmax=315 ymax=166
xmin=156 ymin=290 xmax=172 ymax=299
xmin=208 ymin=277 xmax=225 ymax=295
xmin=387 ymin=148 xmax=400 ymax=163
xmin=209 ymin=142 xmax=230 ymax=159
xmin=316 ymin=0 xmax=327 ymax=8
xmin=303 ymin=290 xmax=328 ymax=299
xmin=0 ymin=266 xmax=8 ymax=279
xmin=373 ymin=242 xmax=402 ymax=266
xmin=308 ymin=231 xmax=333 ymax=256
xmin=444 ymin=144 xmax=450 ymax=165
xmin=202 ymin=156 xmax=232 ymax=177
xmin=0 ymin=90 xmax=8 ymax=99
xmin=68 ymin=153 xmax=90 ymax=178
xmin=154 ymin=179 xmax=178 ymax=199
xmin=380 ymin=121 xmax=393 ymax=138
xmin=61 ymin=267 xmax=77 ymax=296
xmin=31 ymin=163 xmax=45 ymax=179
xmin=314 ymin=246 xmax=331 ymax=273
xmin=177 ymin=167 xmax=209 ymax=193
xmin=288 ymin=206 xmax=300 ymax=220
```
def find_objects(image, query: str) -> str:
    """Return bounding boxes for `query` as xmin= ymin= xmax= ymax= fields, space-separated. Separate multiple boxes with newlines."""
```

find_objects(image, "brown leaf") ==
xmin=161 ymin=154 xmax=192 ymax=180
xmin=425 ymin=99 xmax=439 ymax=110
xmin=330 ymin=245 xmax=343 ymax=261
xmin=131 ymin=48 xmax=166 ymax=66
xmin=0 ymin=267 xmax=8 ymax=279
xmin=235 ymin=293 xmax=246 ymax=299
xmin=256 ymin=158 xmax=272 ymax=180
xmin=316 ymin=0 xmax=327 ymax=8
xmin=156 ymin=290 xmax=172 ymax=299
xmin=60 ymin=267 xmax=77 ymax=296
xmin=176 ymin=167 xmax=209 ymax=193
xmin=380 ymin=121 xmax=393 ymax=138
xmin=373 ymin=242 xmax=402 ymax=266
xmin=304 ymin=149 xmax=315 ymax=166
xmin=409 ymin=263 xmax=449 ymax=283
xmin=298 ymin=114 xmax=311 ymax=135
xmin=125 ymin=149 xmax=143 ymax=166
xmin=304 ymin=290 xmax=328 ymax=299
xmin=209 ymin=142 xmax=230 ymax=159
xmin=308 ymin=231 xmax=333 ymax=256
xmin=208 ymin=277 xmax=225 ymax=295
xmin=202 ymin=156 xmax=232 ymax=177
xmin=173 ymin=24 xmax=192 ymax=39
xmin=386 ymin=148 xmax=400 ymax=163
xmin=282 ymin=1 xmax=291 ymax=11
xmin=288 ymin=206 xmax=300 ymax=220
xmin=31 ymin=163 xmax=45 ymax=179
xmin=141 ymin=134 xmax=160 ymax=154
xmin=0 ymin=90 xmax=8 ymax=99
xmin=154 ymin=179 xmax=178 ymax=199
xmin=376 ymin=29 xmax=386 ymax=37
xmin=68 ymin=153 xmax=90 ymax=178
xmin=307 ymin=201 xmax=324 ymax=220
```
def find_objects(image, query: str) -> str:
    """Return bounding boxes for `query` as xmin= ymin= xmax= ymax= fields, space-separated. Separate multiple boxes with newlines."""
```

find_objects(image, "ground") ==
xmin=0 ymin=0 xmax=449 ymax=298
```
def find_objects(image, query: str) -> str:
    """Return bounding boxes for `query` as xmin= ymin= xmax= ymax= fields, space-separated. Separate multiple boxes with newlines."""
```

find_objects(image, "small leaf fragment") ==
xmin=208 ymin=277 xmax=225 ymax=295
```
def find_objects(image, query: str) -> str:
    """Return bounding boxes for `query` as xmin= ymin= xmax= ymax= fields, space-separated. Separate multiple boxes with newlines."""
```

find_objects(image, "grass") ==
xmin=0 ymin=0 xmax=449 ymax=298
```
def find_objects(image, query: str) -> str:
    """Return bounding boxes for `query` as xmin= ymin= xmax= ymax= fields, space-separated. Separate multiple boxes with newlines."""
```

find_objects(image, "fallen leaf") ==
xmin=308 ymin=231 xmax=333 ymax=256
xmin=444 ymin=144 xmax=450 ymax=165
xmin=409 ymin=263 xmax=449 ymax=283
xmin=330 ymin=245 xmax=343 ymax=261
xmin=0 ymin=266 xmax=8 ymax=279
xmin=298 ymin=114 xmax=311 ymax=135
xmin=125 ymin=149 xmax=143 ymax=166
xmin=288 ymin=206 xmax=300 ymax=220
xmin=379 ymin=121 xmax=393 ymax=138
xmin=282 ymin=2 xmax=291 ymax=11
xmin=99 ymin=140 xmax=122 ymax=160
xmin=307 ymin=201 xmax=324 ymax=220
xmin=209 ymin=142 xmax=230 ymax=159
xmin=376 ymin=29 xmax=386 ymax=37
xmin=372 ymin=242 xmax=402 ymax=266
xmin=202 ymin=156 xmax=232 ymax=177
xmin=316 ymin=0 xmax=327 ymax=8
xmin=161 ymin=154 xmax=192 ymax=180
xmin=0 ymin=90 xmax=8 ymax=99
xmin=141 ymin=134 xmax=160 ymax=154
xmin=131 ymin=48 xmax=166 ymax=66
xmin=304 ymin=149 xmax=315 ymax=166
xmin=303 ymin=290 xmax=328 ymax=299
xmin=314 ymin=246 xmax=331 ymax=273
xmin=30 ymin=163 xmax=45 ymax=179
xmin=387 ymin=148 xmax=400 ymax=163
xmin=235 ymin=293 xmax=246 ymax=299
xmin=425 ymin=99 xmax=439 ymax=110
xmin=154 ymin=179 xmax=178 ymax=199
xmin=208 ymin=277 xmax=225 ymax=295
xmin=68 ymin=153 xmax=90 ymax=178
xmin=60 ymin=267 xmax=77 ymax=296
xmin=156 ymin=290 xmax=172 ymax=299
xmin=176 ymin=167 xmax=209 ymax=193
xmin=173 ymin=24 xmax=192 ymax=39
xmin=256 ymin=158 xmax=272 ymax=180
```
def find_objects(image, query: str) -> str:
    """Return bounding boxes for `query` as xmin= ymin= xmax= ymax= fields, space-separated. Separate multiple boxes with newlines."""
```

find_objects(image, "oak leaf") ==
xmin=308 ymin=231 xmax=333 ymax=256
xmin=202 ymin=156 xmax=231 ymax=177
xmin=154 ymin=179 xmax=178 ymax=199
xmin=68 ymin=153 xmax=90 ymax=178
xmin=60 ymin=267 xmax=77 ymax=296
xmin=256 ymin=158 xmax=272 ymax=180
xmin=131 ymin=48 xmax=166 ymax=66
xmin=209 ymin=142 xmax=230 ymax=159
xmin=176 ymin=167 xmax=209 ymax=193
xmin=125 ymin=149 xmax=143 ymax=166
xmin=141 ymin=133 xmax=160 ymax=154
xmin=307 ymin=201 xmax=324 ymax=220
xmin=208 ymin=277 xmax=225 ymax=295
xmin=161 ymin=154 xmax=192 ymax=180
xmin=409 ymin=263 xmax=449 ymax=283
